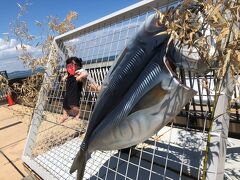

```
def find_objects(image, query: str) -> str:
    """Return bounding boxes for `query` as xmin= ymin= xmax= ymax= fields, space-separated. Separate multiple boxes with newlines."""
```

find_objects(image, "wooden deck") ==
xmin=0 ymin=104 xmax=32 ymax=180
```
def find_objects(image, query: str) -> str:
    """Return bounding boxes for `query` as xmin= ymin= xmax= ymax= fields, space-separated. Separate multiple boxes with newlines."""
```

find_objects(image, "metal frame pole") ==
xmin=206 ymin=71 xmax=234 ymax=179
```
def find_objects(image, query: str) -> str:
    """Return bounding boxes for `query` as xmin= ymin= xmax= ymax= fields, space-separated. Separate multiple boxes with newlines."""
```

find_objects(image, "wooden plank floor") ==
xmin=0 ymin=104 xmax=32 ymax=180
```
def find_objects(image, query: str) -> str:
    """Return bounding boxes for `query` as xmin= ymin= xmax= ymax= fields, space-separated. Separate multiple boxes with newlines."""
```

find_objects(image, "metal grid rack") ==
xmin=22 ymin=0 xmax=239 ymax=179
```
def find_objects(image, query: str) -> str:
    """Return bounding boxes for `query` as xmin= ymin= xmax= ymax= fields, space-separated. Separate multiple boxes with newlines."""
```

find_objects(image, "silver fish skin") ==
xmin=90 ymin=79 xmax=196 ymax=150
xmin=87 ymin=43 xmax=196 ymax=151
xmin=83 ymin=13 xmax=168 ymax=147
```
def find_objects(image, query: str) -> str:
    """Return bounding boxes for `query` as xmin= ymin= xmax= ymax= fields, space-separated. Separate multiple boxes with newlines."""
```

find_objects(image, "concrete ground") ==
xmin=0 ymin=104 xmax=33 ymax=180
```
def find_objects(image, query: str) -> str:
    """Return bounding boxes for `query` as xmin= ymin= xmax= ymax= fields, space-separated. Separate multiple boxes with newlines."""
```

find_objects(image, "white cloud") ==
xmin=0 ymin=38 xmax=42 ymax=74
xmin=0 ymin=39 xmax=17 ymax=51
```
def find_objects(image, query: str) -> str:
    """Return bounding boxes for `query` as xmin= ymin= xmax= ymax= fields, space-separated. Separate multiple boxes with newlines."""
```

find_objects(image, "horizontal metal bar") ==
xmin=22 ymin=155 xmax=58 ymax=180
xmin=54 ymin=0 xmax=178 ymax=42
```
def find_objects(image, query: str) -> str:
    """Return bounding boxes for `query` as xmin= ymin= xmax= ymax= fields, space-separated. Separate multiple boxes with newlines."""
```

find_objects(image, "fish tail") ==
xmin=70 ymin=149 xmax=88 ymax=180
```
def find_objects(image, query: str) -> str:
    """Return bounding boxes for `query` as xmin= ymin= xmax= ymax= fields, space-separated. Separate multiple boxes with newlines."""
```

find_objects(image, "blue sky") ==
xmin=0 ymin=0 xmax=141 ymax=73
xmin=0 ymin=0 xmax=140 ymax=39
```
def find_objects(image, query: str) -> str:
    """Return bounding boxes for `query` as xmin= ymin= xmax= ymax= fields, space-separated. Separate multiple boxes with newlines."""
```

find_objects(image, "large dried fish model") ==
xmin=70 ymin=13 xmax=200 ymax=179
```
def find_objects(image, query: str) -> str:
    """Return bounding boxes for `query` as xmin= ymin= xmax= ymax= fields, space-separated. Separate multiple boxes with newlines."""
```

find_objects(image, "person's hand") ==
xmin=62 ymin=74 xmax=68 ymax=81
xmin=75 ymin=71 xmax=88 ymax=82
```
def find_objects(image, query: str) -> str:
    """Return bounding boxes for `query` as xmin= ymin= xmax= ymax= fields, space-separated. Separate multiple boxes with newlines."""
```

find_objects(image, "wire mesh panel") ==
xmin=22 ymin=0 xmax=239 ymax=180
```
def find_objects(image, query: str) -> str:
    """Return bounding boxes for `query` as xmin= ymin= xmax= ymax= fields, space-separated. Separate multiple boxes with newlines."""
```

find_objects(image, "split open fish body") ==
xmin=83 ymin=13 xmax=168 ymax=148
xmin=88 ymin=42 xmax=196 ymax=151
xmin=70 ymin=13 xmax=197 ymax=180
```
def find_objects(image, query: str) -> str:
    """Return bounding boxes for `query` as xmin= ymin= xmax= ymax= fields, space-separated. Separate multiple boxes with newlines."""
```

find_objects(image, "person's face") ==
xmin=71 ymin=60 xmax=80 ymax=69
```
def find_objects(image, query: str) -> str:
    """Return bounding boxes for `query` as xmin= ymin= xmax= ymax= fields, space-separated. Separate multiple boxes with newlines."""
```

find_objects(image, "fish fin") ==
xmin=77 ymin=165 xmax=86 ymax=180
xmin=70 ymin=149 xmax=88 ymax=180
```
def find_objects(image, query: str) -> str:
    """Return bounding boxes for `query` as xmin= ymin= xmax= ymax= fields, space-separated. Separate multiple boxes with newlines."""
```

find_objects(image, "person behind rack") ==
xmin=60 ymin=57 xmax=87 ymax=123
xmin=60 ymin=57 xmax=101 ymax=123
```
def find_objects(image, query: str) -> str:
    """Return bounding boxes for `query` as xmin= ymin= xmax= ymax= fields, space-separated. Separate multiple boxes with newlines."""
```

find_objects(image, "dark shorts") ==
xmin=63 ymin=76 xmax=82 ymax=110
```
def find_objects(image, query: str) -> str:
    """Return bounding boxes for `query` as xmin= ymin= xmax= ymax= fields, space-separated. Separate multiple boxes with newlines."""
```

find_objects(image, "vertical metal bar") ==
xmin=196 ymin=75 xmax=204 ymax=117
xmin=163 ymin=122 xmax=174 ymax=179
xmin=204 ymin=74 xmax=212 ymax=114
xmin=22 ymin=40 xmax=58 ymax=157
xmin=197 ymin=111 xmax=208 ymax=180
xmin=180 ymin=69 xmax=190 ymax=117
xmin=188 ymin=71 xmax=197 ymax=115
xmin=205 ymin=71 xmax=234 ymax=179
xmin=234 ymin=85 xmax=239 ymax=121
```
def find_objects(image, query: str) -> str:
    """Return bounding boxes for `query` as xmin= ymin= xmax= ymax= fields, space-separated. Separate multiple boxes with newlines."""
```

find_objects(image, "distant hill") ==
xmin=7 ymin=68 xmax=44 ymax=80
xmin=5 ymin=55 xmax=116 ymax=80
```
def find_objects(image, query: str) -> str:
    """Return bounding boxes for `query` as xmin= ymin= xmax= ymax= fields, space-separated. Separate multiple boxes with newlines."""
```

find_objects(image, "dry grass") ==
xmin=32 ymin=112 xmax=88 ymax=156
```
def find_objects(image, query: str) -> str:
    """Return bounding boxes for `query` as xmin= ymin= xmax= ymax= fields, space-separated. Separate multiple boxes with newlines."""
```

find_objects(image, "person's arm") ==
xmin=75 ymin=69 xmax=88 ymax=82
xmin=87 ymin=81 xmax=101 ymax=92
xmin=86 ymin=74 xmax=101 ymax=92
xmin=75 ymin=69 xmax=101 ymax=92
xmin=62 ymin=74 xmax=68 ymax=81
